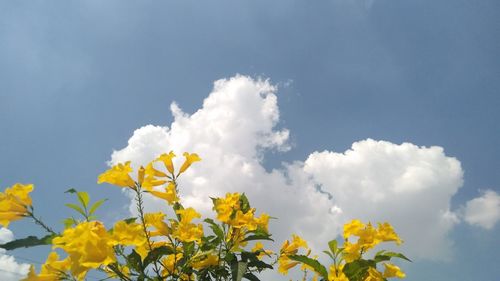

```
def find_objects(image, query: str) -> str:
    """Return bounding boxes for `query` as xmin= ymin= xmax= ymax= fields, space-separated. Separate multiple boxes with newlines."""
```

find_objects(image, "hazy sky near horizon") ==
xmin=1 ymin=1 xmax=499 ymax=280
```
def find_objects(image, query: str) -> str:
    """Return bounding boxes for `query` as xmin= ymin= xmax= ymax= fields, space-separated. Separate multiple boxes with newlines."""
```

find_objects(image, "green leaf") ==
xmin=64 ymin=188 xmax=77 ymax=194
xmin=288 ymin=255 xmax=328 ymax=279
xmin=243 ymin=272 xmax=260 ymax=281
xmin=123 ymin=217 xmax=138 ymax=224
xmin=126 ymin=249 xmax=143 ymax=272
xmin=242 ymin=234 xmax=273 ymax=243
xmin=328 ymin=239 xmax=338 ymax=254
xmin=204 ymin=218 xmax=224 ymax=239
xmin=64 ymin=203 xmax=86 ymax=217
xmin=231 ymin=261 xmax=248 ymax=281
xmin=76 ymin=191 xmax=90 ymax=208
xmin=377 ymin=251 xmax=412 ymax=262
xmin=88 ymin=199 xmax=107 ymax=215
xmin=343 ymin=259 xmax=374 ymax=280
xmin=240 ymin=193 xmax=251 ymax=213
xmin=322 ymin=250 xmax=334 ymax=260
xmin=0 ymin=235 xmax=56 ymax=250
xmin=143 ymin=246 xmax=174 ymax=267
xmin=62 ymin=217 xmax=77 ymax=228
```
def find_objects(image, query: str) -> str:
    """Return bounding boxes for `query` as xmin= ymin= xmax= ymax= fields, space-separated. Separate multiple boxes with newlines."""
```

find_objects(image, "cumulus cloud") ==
xmin=109 ymin=75 xmax=465 ymax=264
xmin=463 ymin=190 xmax=500 ymax=229
xmin=0 ymin=228 xmax=30 ymax=280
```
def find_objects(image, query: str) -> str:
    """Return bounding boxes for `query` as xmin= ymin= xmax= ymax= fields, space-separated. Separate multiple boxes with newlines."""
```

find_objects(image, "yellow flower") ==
xmin=176 ymin=207 xmax=201 ymax=223
xmin=172 ymin=208 xmax=204 ymax=243
xmin=255 ymin=213 xmax=270 ymax=232
xmin=364 ymin=267 xmax=384 ymax=281
xmin=142 ymin=163 xmax=168 ymax=189
xmin=147 ymin=182 xmax=179 ymax=205
xmin=192 ymin=253 xmax=219 ymax=270
xmin=377 ymin=222 xmax=402 ymax=245
xmin=328 ymin=264 xmax=348 ymax=281
xmin=157 ymin=151 xmax=176 ymax=175
xmin=0 ymin=183 xmax=33 ymax=227
xmin=226 ymin=227 xmax=248 ymax=251
xmin=97 ymin=162 xmax=135 ymax=188
xmin=22 ymin=252 xmax=71 ymax=281
xmin=178 ymin=152 xmax=201 ymax=175
xmin=357 ymin=223 xmax=380 ymax=251
xmin=251 ymin=242 xmax=270 ymax=259
xmin=343 ymin=219 xmax=365 ymax=239
xmin=342 ymin=241 xmax=361 ymax=263
xmin=162 ymin=253 xmax=183 ymax=276
xmin=145 ymin=212 xmax=171 ymax=237
xmin=110 ymin=220 xmax=148 ymax=258
xmin=52 ymin=221 xmax=116 ymax=280
xmin=231 ymin=209 xmax=257 ymax=230
xmin=383 ymin=263 xmax=406 ymax=278
xmin=214 ymin=193 xmax=240 ymax=223
xmin=278 ymin=234 xmax=309 ymax=275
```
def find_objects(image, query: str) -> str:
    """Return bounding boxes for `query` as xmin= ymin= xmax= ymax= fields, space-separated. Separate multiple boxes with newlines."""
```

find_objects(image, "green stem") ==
xmin=27 ymin=207 xmax=56 ymax=235
xmin=135 ymin=184 xmax=163 ymax=280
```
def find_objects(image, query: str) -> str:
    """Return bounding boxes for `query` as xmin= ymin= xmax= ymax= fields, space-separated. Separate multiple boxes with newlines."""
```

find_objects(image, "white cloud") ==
xmin=109 ymin=75 xmax=465 ymax=267
xmin=464 ymin=190 xmax=500 ymax=229
xmin=0 ymin=228 xmax=30 ymax=280
xmin=303 ymin=140 xmax=463 ymax=260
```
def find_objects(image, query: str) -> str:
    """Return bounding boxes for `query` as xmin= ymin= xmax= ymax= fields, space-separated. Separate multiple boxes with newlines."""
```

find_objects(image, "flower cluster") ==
xmin=278 ymin=220 xmax=408 ymax=281
xmin=0 ymin=150 xmax=409 ymax=281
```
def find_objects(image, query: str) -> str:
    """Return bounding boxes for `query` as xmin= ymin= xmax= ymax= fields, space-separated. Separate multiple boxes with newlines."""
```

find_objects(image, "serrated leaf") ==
xmin=143 ymin=246 xmax=174 ymax=267
xmin=76 ymin=191 xmax=90 ymax=208
xmin=0 ymin=235 xmax=56 ymax=250
xmin=89 ymin=199 xmax=107 ymax=215
xmin=289 ymin=255 xmax=328 ymax=279
xmin=231 ymin=261 xmax=248 ymax=281
xmin=65 ymin=203 xmax=86 ymax=217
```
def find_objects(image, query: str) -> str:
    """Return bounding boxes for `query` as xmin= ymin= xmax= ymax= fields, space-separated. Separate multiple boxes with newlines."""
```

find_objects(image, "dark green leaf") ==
xmin=64 ymin=188 xmax=77 ymax=194
xmin=143 ymin=246 xmax=174 ymax=267
xmin=204 ymin=218 xmax=224 ymax=239
xmin=126 ymin=249 xmax=143 ymax=272
xmin=343 ymin=259 xmax=374 ymax=280
xmin=378 ymin=252 xmax=411 ymax=262
xmin=288 ymin=255 xmax=328 ymax=279
xmin=242 ymin=234 xmax=273 ymax=243
xmin=0 ymin=235 xmax=56 ymax=250
xmin=231 ymin=261 xmax=248 ymax=281
xmin=240 ymin=193 xmax=251 ymax=213
xmin=243 ymin=272 xmax=260 ymax=281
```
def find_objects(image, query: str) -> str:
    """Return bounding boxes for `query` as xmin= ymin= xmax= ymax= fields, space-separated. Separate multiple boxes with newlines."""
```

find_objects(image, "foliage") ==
xmin=0 ymin=151 xmax=409 ymax=281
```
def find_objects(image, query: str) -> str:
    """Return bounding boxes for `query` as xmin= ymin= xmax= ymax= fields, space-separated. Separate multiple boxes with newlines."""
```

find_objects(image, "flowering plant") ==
xmin=0 ymin=151 xmax=408 ymax=281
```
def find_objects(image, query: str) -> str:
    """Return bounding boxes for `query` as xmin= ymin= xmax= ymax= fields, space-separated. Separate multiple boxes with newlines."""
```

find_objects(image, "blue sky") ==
xmin=1 ymin=1 xmax=499 ymax=280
